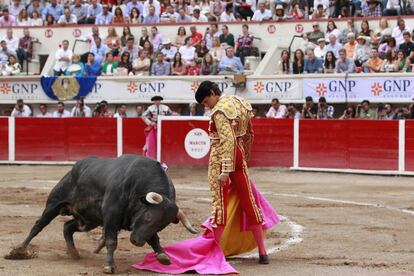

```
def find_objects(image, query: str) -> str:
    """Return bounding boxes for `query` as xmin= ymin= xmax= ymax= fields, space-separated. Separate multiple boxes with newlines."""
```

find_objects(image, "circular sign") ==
xmin=73 ymin=28 xmax=82 ymax=38
xmin=184 ymin=128 xmax=211 ymax=159
xmin=44 ymin=29 xmax=53 ymax=38
xmin=267 ymin=24 xmax=276 ymax=34
xmin=295 ymin=24 xmax=304 ymax=33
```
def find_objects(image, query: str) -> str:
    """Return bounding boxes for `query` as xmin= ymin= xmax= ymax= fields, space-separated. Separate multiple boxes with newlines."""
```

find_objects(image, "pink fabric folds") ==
xmin=132 ymin=181 xmax=279 ymax=275
xmin=144 ymin=126 xmax=157 ymax=160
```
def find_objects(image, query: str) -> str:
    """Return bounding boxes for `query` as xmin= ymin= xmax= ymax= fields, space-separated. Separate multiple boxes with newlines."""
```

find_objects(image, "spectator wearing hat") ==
xmin=218 ymin=47 xmax=244 ymax=75
xmin=317 ymin=97 xmax=334 ymax=119
xmin=301 ymin=96 xmax=317 ymax=119
xmin=192 ymin=7 xmax=208 ymax=22
xmin=362 ymin=0 xmax=382 ymax=17
xmin=151 ymin=52 xmax=170 ymax=76
xmin=95 ymin=4 xmax=114 ymax=24
xmin=160 ymin=39 xmax=177 ymax=62
xmin=266 ymin=98 xmax=287 ymax=119
xmin=392 ymin=19 xmax=412 ymax=46
xmin=252 ymin=2 xmax=272 ymax=21
xmin=336 ymin=48 xmax=356 ymax=73
xmin=399 ymin=32 xmax=414 ymax=58
xmin=314 ymin=38 xmax=327 ymax=60
xmin=306 ymin=22 xmax=325 ymax=45
xmin=143 ymin=5 xmax=160 ymax=23
xmin=344 ymin=33 xmax=357 ymax=60
xmin=219 ymin=25 xmax=235 ymax=48
xmin=274 ymin=4 xmax=288 ymax=21
xmin=354 ymin=35 xmax=371 ymax=67
xmin=325 ymin=34 xmax=342 ymax=58
xmin=304 ymin=48 xmax=323 ymax=73
xmin=220 ymin=3 xmax=236 ymax=22
xmin=362 ymin=48 xmax=384 ymax=73
xmin=142 ymin=95 xmax=172 ymax=159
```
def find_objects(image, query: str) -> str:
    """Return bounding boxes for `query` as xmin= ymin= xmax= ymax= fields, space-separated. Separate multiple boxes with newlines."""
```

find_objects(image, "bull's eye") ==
xmin=144 ymin=212 xmax=152 ymax=222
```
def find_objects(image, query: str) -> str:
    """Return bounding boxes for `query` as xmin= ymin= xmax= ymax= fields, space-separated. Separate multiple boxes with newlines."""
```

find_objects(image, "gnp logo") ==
xmin=371 ymin=80 xmax=412 ymax=96
xmin=0 ymin=82 xmax=38 ymax=95
xmin=315 ymin=80 xmax=356 ymax=95
xmin=254 ymin=81 xmax=292 ymax=94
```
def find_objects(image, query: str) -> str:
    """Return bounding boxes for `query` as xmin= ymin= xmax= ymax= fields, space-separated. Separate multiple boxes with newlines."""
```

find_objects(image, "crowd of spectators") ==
xmin=280 ymin=18 xmax=414 ymax=74
xmin=46 ymin=23 xmax=252 ymax=76
xmin=0 ymin=0 xmax=412 ymax=28
xmin=6 ymin=97 xmax=414 ymax=120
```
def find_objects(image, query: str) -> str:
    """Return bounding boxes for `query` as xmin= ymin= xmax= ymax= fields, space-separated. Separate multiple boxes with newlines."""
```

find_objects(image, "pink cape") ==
xmin=144 ymin=126 xmax=157 ymax=159
xmin=132 ymin=181 xmax=279 ymax=274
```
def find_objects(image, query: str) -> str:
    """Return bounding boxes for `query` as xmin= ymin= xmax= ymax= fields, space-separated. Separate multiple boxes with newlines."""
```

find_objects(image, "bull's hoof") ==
xmin=103 ymin=265 xmax=115 ymax=274
xmin=5 ymin=246 xmax=37 ymax=260
xmin=67 ymin=248 xmax=81 ymax=260
xmin=156 ymin=253 xmax=171 ymax=265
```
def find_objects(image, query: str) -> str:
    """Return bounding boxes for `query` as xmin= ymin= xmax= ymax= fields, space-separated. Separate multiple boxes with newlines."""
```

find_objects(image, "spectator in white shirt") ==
xmin=220 ymin=3 xmax=236 ymax=22
xmin=114 ymin=104 xmax=128 ymax=118
xmin=324 ymin=34 xmax=342 ymax=58
xmin=179 ymin=37 xmax=196 ymax=65
xmin=313 ymin=0 xmax=329 ymax=11
xmin=160 ymin=4 xmax=179 ymax=22
xmin=36 ymin=104 xmax=52 ymax=118
xmin=53 ymin=40 xmax=73 ymax=76
xmin=266 ymin=98 xmax=287 ymax=118
xmin=191 ymin=7 xmax=208 ymax=22
xmin=58 ymin=6 xmax=77 ymax=24
xmin=252 ymin=2 xmax=272 ymax=21
xmin=392 ymin=19 xmax=412 ymax=45
xmin=53 ymin=101 xmax=71 ymax=118
xmin=160 ymin=39 xmax=177 ymax=62
xmin=11 ymin=99 xmax=32 ymax=117
xmin=2 ymin=29 xmax=19 ymax=53
xmin=71 ymin=98 xmax=92 ymax=117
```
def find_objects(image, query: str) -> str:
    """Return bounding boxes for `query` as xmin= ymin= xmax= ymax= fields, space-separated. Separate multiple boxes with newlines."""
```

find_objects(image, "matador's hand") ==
xmin=218 ymin=173 xmax=229 ymax=186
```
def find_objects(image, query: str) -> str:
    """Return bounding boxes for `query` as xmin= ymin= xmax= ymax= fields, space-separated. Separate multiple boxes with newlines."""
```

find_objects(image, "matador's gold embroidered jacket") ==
xmin=207 ymin=95 xmax=254 ymax=224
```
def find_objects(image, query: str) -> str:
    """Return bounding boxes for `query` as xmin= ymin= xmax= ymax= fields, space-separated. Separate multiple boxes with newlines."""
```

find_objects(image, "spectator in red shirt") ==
xmin=187 ymin=59 xmax=201 ymax=75
xmin=189 ymin=25 xmax=203 ymax=48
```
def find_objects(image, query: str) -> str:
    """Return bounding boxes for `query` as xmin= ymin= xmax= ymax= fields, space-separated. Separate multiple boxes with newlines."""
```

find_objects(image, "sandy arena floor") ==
xmin=0 ymin=165 xmax=414 ymax=276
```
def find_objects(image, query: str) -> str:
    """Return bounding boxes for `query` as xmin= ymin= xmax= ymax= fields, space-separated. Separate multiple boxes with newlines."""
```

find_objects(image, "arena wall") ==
xmin=1 ymin=117 xmax=413 ymax=175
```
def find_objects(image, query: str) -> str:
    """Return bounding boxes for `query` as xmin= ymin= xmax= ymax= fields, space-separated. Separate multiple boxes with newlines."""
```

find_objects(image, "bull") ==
xmin=5 ymin=155 xmax=198 ymax=274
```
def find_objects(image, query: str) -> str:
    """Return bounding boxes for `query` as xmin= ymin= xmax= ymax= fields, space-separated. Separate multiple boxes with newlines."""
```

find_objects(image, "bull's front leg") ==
xmin=102 ymin=228 xmax=118 ymax=274
xmin=148 ymin=234 xmax=171 ymax=265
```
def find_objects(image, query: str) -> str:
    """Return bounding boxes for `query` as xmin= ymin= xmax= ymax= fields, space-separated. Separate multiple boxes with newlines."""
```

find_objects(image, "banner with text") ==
xmin=303 ymin=77 xmax=414 ymax=102
xmin=240 ymin=78 xmax=301 ymax=102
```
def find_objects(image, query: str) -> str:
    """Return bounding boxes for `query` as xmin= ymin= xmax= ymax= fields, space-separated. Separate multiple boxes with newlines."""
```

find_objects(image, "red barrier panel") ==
xmin=160 ymin=119 xmax=294 ymax=167
xmin=250 ymin=119 xmax=293 ymax=167
xmin=0 ymin=118 xmax=8 ymax=160
xmin=122 ymin=118 xmax=147 ymax=155
xmin=299 ymin=120 xmax=399 ymax=170
xmin=405 ymin=121 xmax=414 ymax=171
xmin=161 ymin=119 xmax=210 ymax=166
xmin=15 ymin=118 xmax=117 ymax=161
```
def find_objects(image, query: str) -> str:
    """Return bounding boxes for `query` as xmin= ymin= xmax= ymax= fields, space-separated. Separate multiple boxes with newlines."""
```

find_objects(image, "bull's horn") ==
xmin=146 ymin=192 xmax=163 ymax=205
xmin=177 ymin=209 xmax=199 ymax=234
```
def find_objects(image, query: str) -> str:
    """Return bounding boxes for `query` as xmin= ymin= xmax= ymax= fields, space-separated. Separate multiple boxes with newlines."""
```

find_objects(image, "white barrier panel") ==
xmin=303 ymin=76 xmax=414 ymax=102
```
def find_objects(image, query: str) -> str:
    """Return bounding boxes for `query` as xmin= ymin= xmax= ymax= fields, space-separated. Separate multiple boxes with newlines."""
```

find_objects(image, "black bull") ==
xmin=5 ymin=155 xmax=198 ymax=274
